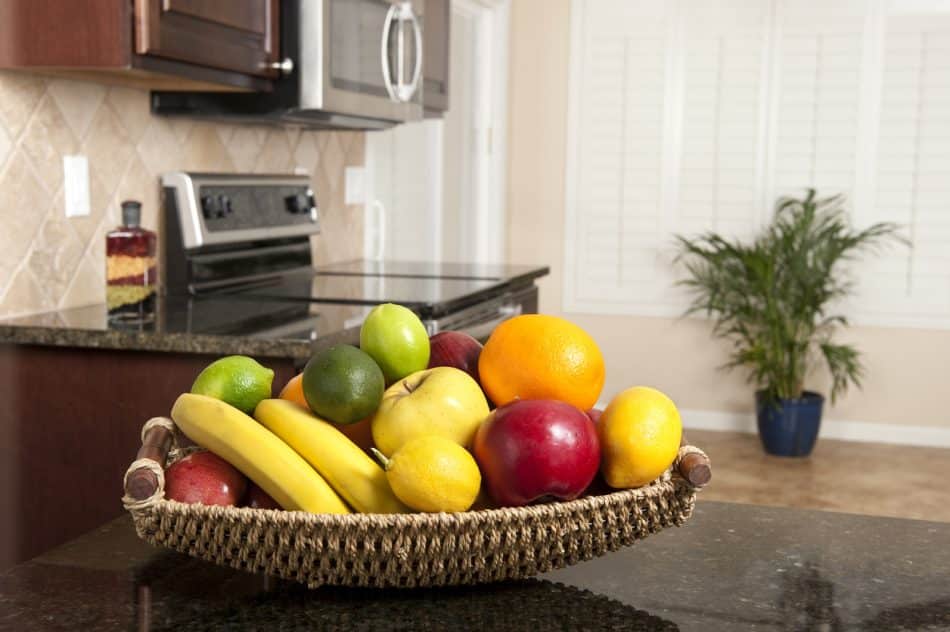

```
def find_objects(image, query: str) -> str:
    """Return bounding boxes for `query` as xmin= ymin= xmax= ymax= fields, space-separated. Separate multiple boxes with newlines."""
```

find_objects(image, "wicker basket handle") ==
xmin=122 ymin=417 xmax=176 ymax=509
xmin=678 ymin=436 xmax=711 ymax=488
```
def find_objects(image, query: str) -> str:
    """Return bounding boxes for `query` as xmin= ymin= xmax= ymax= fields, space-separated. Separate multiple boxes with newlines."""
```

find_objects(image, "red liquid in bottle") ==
xmin=106 ymin=200 xmax=157 ymax=323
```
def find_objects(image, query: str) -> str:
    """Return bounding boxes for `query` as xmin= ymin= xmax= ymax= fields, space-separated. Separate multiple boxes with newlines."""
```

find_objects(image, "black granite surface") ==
xmin=1 ymin=502 xmax=947 ymax=631
xmin=0 ymin=297 xmax=366 ymax=360
xmin=0 ymin=261 xmax=549 ymax=359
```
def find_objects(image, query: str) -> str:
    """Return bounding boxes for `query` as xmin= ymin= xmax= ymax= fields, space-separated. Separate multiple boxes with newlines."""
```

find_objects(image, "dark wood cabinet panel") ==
xmin=423 ymin=0 xmax=450 ymax=114
xmin=0 ymin=0 xmax=131 ymax=67
xmin=0 ymin=344 xmax=296 ymax=571
xmin=0 ymin=0 xmax=276 ymax=91
xmin=134 ymin=0 xmax=279 ymax=78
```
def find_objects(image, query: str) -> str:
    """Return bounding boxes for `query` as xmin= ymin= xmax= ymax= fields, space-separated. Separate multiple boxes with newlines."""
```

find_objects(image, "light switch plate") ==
xmin=344 ymin=166 xmax=366 ymax=205
xmin=63 ymin=155 xmax=90 ymax=218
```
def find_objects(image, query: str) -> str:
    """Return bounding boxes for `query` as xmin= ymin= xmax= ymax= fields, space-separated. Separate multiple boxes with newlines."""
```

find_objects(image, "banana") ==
xmin=170 ymin=393 xmax=350 ymax=514
xmin=255 ymin=399 xmax=409 ymax=514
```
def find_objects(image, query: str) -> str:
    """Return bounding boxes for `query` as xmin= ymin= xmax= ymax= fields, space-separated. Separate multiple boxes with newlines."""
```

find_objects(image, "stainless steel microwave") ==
xmin=152 ymin=0 xmax=426 ymax=129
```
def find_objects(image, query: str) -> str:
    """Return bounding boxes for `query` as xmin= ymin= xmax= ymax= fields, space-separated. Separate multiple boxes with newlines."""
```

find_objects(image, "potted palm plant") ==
xmin=674 ymin=190 xmax=904 ymax=456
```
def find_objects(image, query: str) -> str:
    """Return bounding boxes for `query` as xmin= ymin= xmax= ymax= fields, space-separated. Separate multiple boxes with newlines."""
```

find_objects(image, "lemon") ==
xmin=598 ymin=386 xmax=682 ymax=489
xmin=372 ymin=436 xmax=481 ymax=513
xmin=190 ymin=355 xmax=274 ymax=413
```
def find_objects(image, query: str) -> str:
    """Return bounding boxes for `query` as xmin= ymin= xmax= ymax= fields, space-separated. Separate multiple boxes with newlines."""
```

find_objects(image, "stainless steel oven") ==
xmin=160 ymin=172 xmax=546 ymax=348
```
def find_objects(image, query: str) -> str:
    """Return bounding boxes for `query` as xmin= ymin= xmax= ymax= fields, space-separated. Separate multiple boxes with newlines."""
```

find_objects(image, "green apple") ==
xmin=371 ymin=367 xmax=490 ymax=456
xmin=359 ymin=303 xmax=430 ymax=383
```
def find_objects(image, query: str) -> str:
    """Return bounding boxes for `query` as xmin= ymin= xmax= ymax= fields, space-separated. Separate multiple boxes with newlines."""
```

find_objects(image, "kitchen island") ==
xmin=1 ymin=501 xmax=947 ymax=630
xmin=0 ymin=260 xmax=548 ymax=570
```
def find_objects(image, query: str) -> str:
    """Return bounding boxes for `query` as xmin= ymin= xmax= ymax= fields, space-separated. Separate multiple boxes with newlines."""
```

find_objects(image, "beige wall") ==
xmin=0 ymin=71 xmax=365 ymax=318
xmin=505 ymin=0 xmax=950 ymax=429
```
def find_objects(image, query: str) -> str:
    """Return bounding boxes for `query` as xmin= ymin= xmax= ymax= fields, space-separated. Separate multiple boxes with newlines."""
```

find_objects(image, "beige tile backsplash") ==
xmin=0 ymin=71 xmax=366 ymax=318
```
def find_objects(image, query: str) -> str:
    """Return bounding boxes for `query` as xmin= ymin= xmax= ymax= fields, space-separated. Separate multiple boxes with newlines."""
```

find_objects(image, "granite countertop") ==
xmin=0 ymin=261 xmax=549 ymax=360
xmin=0 ymin=299 xmax=365 ymax=361
xmin=1 ymin=501 xmax=947 ymax=630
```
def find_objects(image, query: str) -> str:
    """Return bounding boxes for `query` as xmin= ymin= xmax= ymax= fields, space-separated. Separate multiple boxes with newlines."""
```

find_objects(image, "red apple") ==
xmin=164 ymin=450 xmax=247 ymax=506
xmin=473 ymin=399 xmax=601 ymax=507
xmin=427 ymin=331 xmax=483 ymax=382
xmin=244 ymin=482 xmax=281 ymax=510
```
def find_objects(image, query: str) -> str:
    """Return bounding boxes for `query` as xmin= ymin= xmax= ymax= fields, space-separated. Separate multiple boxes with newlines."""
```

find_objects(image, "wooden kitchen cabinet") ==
xmin=0 ymin=343 xmax=296 ymax=571
xmin=135 ymin=0 xmax=279 ymax=79
xmin=0 ymin=0 xmax=279 ymax=91
xmin=423 ymin=0 xmax=451 ymax=115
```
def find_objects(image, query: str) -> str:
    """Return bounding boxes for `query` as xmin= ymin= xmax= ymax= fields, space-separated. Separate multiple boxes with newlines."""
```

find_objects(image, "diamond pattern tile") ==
xmin=0 ymin=76 xmax=365 ymax=318
xmin=0 ymin=155 xmax=51 ymax=297
xmin=27 ymin=212 xmax=85 ymax=304
xmin=253 ymin=129 xmax=294 ymax=173
xmin=294 ymin=131 xmax=320 ymax=172
xmin=19 ymin=94 xmax=79 ymax=193
xmin=0 ymin=71 xmax=46 ymax=138
xmin=182 ymin=123 xmax=234 ymax=173
xmin=225 ymin=126 xmax=266 ymax=171
xmin=82 ymin=105 xmax=134 ymax=197
xmin=106 ymin=86 xmax=151 ymax=145
xmin=0 ymin=266 xmax=54 ymax=315
xmin=60 ymin=252 xmax=104 ymax=310
xmin=319 ymin=132 xmax=345 ymax=195
xmin=0 ymin=120 xmax=11 ymax=172
xmin=136 ymin=117 xmax=184 ymax=176
xmin=47 ymin=78 xmax=106 ymax=141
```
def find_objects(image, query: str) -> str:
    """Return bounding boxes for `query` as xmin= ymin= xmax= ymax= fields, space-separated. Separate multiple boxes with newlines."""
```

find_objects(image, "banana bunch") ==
xmin=171 ymin=393 xmax=407 ymax=514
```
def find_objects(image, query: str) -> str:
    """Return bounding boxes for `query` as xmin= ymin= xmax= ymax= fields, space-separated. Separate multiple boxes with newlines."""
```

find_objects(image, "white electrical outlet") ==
xmin=344 ymin=166 xmax=366 ymax=205
xmin=63 ymin=155 xmax=90 ymax=218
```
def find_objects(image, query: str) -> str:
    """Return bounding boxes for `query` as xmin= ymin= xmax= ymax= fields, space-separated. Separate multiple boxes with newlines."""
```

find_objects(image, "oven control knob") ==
xmin=284 ymin=193 xmax=313 ymax=215
xmin=200 ymin=195 xmax=221 ymax=220
xmin=219 ymin=195 xmax=232 ymax=217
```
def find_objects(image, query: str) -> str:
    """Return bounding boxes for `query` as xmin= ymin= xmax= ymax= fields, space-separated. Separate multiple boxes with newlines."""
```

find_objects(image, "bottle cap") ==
xmin=121 ymin=200 xmax=142 ymax=228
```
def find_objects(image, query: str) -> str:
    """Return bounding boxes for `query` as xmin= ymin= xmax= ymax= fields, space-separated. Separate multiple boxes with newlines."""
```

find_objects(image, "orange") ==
xmin=279 ymin=373 xmax=376 ymax=452
xmin=279 ymin=373 xmax=309 ymax=408
xmin=478 ymin=314 xmax=605 ymax=411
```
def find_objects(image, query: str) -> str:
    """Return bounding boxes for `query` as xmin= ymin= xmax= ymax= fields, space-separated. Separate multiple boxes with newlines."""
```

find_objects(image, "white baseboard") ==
xmin=594 ymin=402 xmax=950 ymax=448
xmin=679 ymin=408 xmax=950 ymax=449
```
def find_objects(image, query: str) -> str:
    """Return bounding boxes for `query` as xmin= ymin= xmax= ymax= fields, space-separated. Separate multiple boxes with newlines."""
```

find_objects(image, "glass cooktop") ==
xmin=236 ymin=271 xmax=505 ymax=318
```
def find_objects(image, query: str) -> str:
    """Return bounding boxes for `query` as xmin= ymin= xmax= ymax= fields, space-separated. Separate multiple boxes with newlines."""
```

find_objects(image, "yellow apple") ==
xmin=371 ymin=367 xmax=490 ymax=456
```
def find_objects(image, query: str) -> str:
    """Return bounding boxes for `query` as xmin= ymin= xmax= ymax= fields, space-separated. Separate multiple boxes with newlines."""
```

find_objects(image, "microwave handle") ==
xmin=381 ymin=3 xmax=399 ymax=101
xmin=401 ymin=4 xmax=423 ymax=102
xmin=383 ymin=2 xmax=423 ymax=103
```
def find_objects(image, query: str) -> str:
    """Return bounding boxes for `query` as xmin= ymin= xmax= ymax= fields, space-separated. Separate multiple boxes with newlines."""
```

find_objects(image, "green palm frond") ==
xmin=675 ymin=189 xmax=906 ymax=403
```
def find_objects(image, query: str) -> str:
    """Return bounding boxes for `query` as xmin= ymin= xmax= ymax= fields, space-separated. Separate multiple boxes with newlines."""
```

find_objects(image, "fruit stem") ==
xmin=369 ymin=447 xmax=391 ymax=471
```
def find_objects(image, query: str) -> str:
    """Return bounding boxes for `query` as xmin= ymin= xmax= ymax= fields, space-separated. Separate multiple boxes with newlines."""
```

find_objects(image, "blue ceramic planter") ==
xmin=755 ymin=390 xmax=824 ymax=457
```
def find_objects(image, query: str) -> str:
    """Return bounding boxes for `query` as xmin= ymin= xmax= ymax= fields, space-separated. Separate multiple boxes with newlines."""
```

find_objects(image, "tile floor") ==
xmin=687 ymin=430 xmax=950 ymax=522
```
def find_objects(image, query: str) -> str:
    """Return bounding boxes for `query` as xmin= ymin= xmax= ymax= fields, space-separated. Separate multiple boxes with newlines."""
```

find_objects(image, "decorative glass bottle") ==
xmin=106 ymin=200 xmax=157 ymax=324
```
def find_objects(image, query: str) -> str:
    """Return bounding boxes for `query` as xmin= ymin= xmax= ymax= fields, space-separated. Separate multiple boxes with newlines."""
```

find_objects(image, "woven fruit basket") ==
xmin=122 ymin=417 xmax=710 ymax=589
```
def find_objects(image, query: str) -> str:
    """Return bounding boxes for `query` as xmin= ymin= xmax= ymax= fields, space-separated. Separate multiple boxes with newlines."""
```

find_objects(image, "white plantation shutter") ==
xmin=566 ymin=0 xmax=671 ymax=312
xmin=770 ymin=0 xmax=865 ymax=202
xmin=854 ymin=9 xmax=950 ymax=326
xmin=679 ymin=1 xmax=770 ymax=241
xmin=564 ymin=0 xmax=950 ymax=328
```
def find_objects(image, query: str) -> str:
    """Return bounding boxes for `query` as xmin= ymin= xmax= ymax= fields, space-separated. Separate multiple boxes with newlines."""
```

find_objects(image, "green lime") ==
xmin=359 ymin=303 xmax=430 ymax=384
xmin=190 ymin=355 xmax=274 ymax=413
xmin=302 ymin=344 xmax=385 ymax=425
